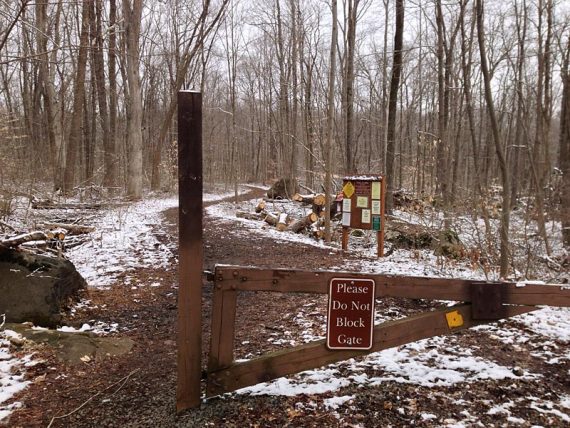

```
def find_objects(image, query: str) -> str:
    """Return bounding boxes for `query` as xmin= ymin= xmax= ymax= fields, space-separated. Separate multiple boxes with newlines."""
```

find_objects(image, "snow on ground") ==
xmin=0 ymin=330 xmax=29 ymax=421
xmin=1 ymin=188 xmax=569 ymax=424
xmin=208 ymin=195 xmax=570 ymax=424
xmin=68 ymin=186 xmax=254 ymax=288
xmin=0 ymin=188 xmax=249 ymax=422
xmin=68 ymin=197 xmax=178 ymax=287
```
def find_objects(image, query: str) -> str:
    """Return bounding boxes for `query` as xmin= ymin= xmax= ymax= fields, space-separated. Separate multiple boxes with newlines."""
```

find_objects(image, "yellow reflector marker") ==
xmin=343 ymin=182 xmax=355 ymax=198
xmin=445 ymin=310 xmax=464 ymax=328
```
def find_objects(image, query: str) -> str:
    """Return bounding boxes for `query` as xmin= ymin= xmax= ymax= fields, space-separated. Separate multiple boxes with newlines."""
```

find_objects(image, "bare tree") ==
xmin=560 ymin=37 xmax=570 ymax=247
xmin=63 ymin=0 xmax=90 ymax=194
xmin=324 ymin=0 xmax=339 ymax=242
xmin=385 ymin=0 xmax=404 ymax=213
xmin=123 ymin=0 xmax=144 ymax=199
xmin=343 ymin=0 xmax=361 ymax=174
xmin=476 ymin=0 xmax=510 ymax=277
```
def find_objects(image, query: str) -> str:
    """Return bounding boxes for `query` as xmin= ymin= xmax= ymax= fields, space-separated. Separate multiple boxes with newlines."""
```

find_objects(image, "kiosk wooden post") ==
xmin=177 ymin=90 xmax=203 ymax=412
xmin=377 ymin=178 xmax=386 ymax=257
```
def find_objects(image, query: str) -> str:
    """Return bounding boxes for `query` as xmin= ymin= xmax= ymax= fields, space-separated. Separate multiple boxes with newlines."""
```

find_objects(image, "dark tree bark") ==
xmin=104 ymin=0 xmax=119 ymax=191
xmin=560 ymin=39 xmax=570 ymax=247
xmin=123 ymin=0 xmax=144 ymax=199
xmin=344 ymin=0 xmax=360 ymax=175
xmin=476 ymin=0 xmax=510 ymax=277
xmin=63 ymin=0 xmax=91 ymax=194
xmin=324 ymin=0 xmax=338 ymax=243
xmin=385 ymin=0 xmax=404 ymax=213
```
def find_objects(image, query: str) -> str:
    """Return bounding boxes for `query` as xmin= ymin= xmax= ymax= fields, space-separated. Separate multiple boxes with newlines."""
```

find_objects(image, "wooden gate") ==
xmin=175 ymin=90 xmax=570 ymax=411
xmin=205 ymin=266 xmax=570 ymax=397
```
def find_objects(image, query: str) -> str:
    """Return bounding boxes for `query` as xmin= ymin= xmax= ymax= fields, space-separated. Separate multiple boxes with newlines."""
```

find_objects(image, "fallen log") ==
xmin=42 ymin=222 xmax=95 ymax=235
xmin=276 ymin=213 xmax=289 ymax=231
xmin=292 ymin=193 xmax=318 ymax=204
xmin=286 ymin=212 xmax=318 ymax=233
xmin=255 ymin=200 xmax=266 ymax=213
xmin=1 ymin=231 xmax=48 ymax=248
xmin=292 ymin=193 xmax=329 ymax=207
xmin=313 ymin=194 xmax=326 ymax=206
xmin=32 ymin=200 xmax=102 ymax=210
xmin=262 ymin=211 xmax=278 ymax=226
xmin=236 ymin=211 xmax=263 ymax=221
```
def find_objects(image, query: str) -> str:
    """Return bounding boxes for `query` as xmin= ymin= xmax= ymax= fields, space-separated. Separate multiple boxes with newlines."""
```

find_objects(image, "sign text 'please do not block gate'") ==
xmin=327 ymin=278 xmax=375 ymax=350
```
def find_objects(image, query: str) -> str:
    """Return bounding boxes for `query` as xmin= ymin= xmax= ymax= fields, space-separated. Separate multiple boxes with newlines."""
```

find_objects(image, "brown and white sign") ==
xmin=341 ymin=176 xmax=384 ymax=231
xmin=327 ymin=278 xmax=375 ymax=350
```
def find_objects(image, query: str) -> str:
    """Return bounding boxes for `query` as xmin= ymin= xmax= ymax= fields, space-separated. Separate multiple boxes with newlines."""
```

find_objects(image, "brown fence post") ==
xmin=378 ymin=177 xmax=386 ymax=257
xmin=177 ymin=90 xmax=203 ymax=412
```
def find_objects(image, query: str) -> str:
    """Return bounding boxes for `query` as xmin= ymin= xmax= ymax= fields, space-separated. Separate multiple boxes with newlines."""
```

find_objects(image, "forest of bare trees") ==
xmin=0 ymin=0 xmax=569 ymax=261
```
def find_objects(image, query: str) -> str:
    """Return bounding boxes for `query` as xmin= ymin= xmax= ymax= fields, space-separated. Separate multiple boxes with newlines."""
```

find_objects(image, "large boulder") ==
xmin=0 ymin=247 xmax=86 ymax=327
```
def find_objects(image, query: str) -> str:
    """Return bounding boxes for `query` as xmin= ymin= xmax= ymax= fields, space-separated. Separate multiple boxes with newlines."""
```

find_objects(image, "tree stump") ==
xmin=267 ymin=178 xmax=299 ymax=199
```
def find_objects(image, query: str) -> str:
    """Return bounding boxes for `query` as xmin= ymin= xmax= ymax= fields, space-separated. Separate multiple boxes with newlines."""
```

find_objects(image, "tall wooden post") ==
xmin=378 ymin=177 xmax=386 ymax=257
xmin=177 ymin=90 xmax=203 ymax=412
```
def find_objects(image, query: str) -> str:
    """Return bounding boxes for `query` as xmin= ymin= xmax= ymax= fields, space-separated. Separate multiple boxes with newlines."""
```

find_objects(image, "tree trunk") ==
xmin=63 ymin=0 xmax=90 ymax=195
xmin=476 ymin=0 xmax=510 ymax=278
xmin=324 ymin=0 xmax=338 ymax=243
xmin=560 ymin=39 xmax=570 ymax=247
xmin=385 ymin=0 xmax=404 ymax=213
xmin=105 ymin=0 xmax=119 ymax=192
xmin=459 ymin=0 xmax=492 ymax=245
xmin=344 ymin=0 xmax=359 ymax=175
xmin=123 ymin=0 xmax=144 ymax=199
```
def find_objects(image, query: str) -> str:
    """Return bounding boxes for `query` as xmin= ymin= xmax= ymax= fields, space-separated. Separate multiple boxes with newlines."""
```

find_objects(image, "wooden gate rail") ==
xmin=206 ymin=265 xmax=570 ymax=397
xmin=213 ymin=265 xmax=570 ymax=306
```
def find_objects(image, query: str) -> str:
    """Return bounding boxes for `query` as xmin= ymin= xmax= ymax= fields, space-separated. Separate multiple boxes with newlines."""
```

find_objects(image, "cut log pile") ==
xmin=1 ymin=208 xmax=97 ymax=258
xmin=238 ymin=192 xmax=338 ymax=239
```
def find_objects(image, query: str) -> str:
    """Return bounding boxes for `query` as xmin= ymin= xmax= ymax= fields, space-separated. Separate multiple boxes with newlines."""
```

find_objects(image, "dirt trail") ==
xmin=7 ymin=188 xmax=361 ymax=427
xmin=6 ymin=188 xmax=569 ymax=427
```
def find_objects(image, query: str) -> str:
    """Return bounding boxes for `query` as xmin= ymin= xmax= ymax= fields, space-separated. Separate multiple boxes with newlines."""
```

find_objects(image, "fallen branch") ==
xmin=0 ymin=220 xmax=17 ymax=232
xmin=1 ymin=231 xmax=47 ymax=248
xmin=299 ymin=183 xmax=316 ymax=194
xmin=47 ymin=368 xmax=141 ymax=428
xmin=42 ymin=222 xmax=95 ymax=235
xmin=32 ymin=200 xmax=102 ymax=210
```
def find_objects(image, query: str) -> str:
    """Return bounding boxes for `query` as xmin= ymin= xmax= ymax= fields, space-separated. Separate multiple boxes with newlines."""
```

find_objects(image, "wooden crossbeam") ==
xmin=214 ymin=266 xmax=570 ymax=307
xmin=206 ymin=303 xmax=534 ymax=396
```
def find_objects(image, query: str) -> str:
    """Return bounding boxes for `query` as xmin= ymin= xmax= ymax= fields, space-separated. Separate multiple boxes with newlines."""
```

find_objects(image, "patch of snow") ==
xmin=530 ymin=400 xmax=570 ymax=423
xmin=515 ymin=308 xmax=570 ymax=343
xmin=68 ymin=197 xmax=178 ymax=287
xmin=239 ymin=369 xmax=350 ymax=396
xmin=323 ymin=395 xmax=354 ymax=410
xmin=0 ymin=333 xmax=29 ymax=422
xmin=421 ymin=413 xmax=437 ymax=421
xmin=487 ymin=401 xmax=515 ymax=415
xmin=357 ymin=336 xmax=536 ymax=388
xmin=57 ymin=323 xmax=93 ymax=333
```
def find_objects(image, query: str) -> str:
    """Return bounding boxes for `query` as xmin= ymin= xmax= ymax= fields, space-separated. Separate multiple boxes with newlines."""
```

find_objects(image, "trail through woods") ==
xmin=1 ymin=187 xmax=569 ymax=427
